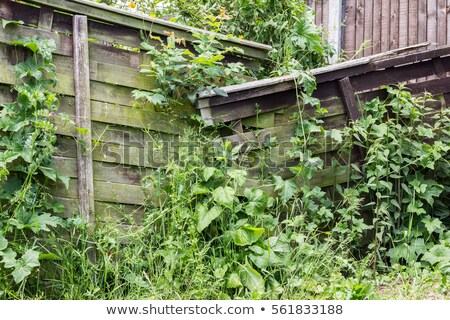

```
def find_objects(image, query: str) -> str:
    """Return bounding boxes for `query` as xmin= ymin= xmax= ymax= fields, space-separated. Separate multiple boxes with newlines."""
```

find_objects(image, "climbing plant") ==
xmin=0 ymin=36 xmax=68 ymax=289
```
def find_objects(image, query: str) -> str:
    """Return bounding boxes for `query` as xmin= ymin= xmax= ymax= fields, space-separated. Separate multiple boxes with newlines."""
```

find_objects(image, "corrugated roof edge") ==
xmin=23 ymin=0 xmax=273 ymax=60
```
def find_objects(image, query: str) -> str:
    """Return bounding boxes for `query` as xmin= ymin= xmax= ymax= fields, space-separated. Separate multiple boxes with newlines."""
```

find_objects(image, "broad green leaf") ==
xmin=330 ymin=129 xmax=343 ymax=143
xmin=273 ymin=176 xmax=298 ymax=203
xmin=212 ymin=186 xmax=235 ymax=207
xmin=422 ymin=216 xmax=444 ymax=235
xmin=203 ymin=167 xmax=217 ymax=182
xmin=1 ymin=248 xmax=17 ymax=268
xmin=22 ymin=249 xmax=40 ymax=268
xmin=0 ymin=234 xmax=7 ymax=251
xmin=227 ymin=169 xmax=247 ymax=187
xmin=39 ymin=166 xmax=57 ymax=181
xmin=233 ymin=225 xmax=265 ymax=246
xmin=226 ymin=272 xmax=242 ymax=288
xmin=196 ymin=204 xmax=222 ymax=232
xmin=422 ymin=245 xmax=450 ymax=265
xmin=58 ymin=175 xmax=70 ymax=190
xmin=238 ymin=262 xmax=265 ymax=294
xmin=243 ymin=188 xmax=267 ymax=216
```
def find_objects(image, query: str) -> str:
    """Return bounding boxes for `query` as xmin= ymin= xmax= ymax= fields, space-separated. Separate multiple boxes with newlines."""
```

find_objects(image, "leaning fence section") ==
xmin=196 ymin=43 xmax=450 ymax=194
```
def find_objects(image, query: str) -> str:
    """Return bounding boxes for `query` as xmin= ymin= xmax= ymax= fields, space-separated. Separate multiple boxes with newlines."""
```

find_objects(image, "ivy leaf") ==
xmin=11 ymin=249 xmax=40 ymax=283
xmin=196 ymin=204 xmax=222 ymax=233
xmin=238 ymin=261 xmax=265 ymax=294
xmin=233 ymin=225 xmax=265 ymax=246
xmin=273 ymin=176 xmax=298 ymax=203
xmin=226 ymin=272 xmax=243 ymax=289
xmin=243 ymin=188 xmax=267 ymax=216
xmin=212 ymin=186 xmax=235 ymax=207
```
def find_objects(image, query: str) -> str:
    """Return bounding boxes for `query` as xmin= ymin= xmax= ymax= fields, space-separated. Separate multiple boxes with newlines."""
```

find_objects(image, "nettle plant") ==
xmin=339 ymin=85 xmax=450 ymax=270
xmin=0 ymin=36 xmax=68 ymax=287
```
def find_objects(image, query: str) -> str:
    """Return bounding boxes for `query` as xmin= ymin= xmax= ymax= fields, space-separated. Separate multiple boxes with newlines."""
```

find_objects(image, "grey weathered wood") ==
xmin=22 ymin=0 xmax=273 ymax=60
xmin=328 ymin=0 xmax=342 ymax=62
xmin=38 ymin=6 xmax=54 ymax=30
xmin=338 ymin=77 xmax=360 ymax=121
xmin=73 ymin=15 xmax=95 ymax=227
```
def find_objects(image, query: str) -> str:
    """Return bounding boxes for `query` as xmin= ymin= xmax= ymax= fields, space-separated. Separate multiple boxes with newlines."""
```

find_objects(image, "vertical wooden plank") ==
xmin=38 ymin=7 xmax=54 ymax=30
xmin=344 ymin=0 xmax=356 ymax=56
xmin=322 ymin=0 xmax=330 ymax=42
xmin=73 ymin=15 xmax=95 ymax=227
xmin=373 ymin=0 xmax=382 ymax=53
xmin=427 ymin=0 xmax=437 ymax=44
xmin=448 ymin=0 xmax=450 ymax=44
xmin=418 ymin=0 xmax=427 ymax=43
xmin=316 ymin=0 xmax=323 ymax=26
xmin=437 ymin=0 xmax=447 ymax=45
xmin=399 ymin=0 xmax=409 ymax=48
xmin=328 ymin=0 xmax=343 ymax=63
xmin=408 ymin=0 xmax=418 ymax=46
xmin=381 ymin=0 xmax=390 ymax=52
xmin=390 ymin=0 xmax=400 ymax=50
xmin=363 ymin=0 xmax=373 ymax=56
xmin=355 ymin=0 xmax=365 ymax=58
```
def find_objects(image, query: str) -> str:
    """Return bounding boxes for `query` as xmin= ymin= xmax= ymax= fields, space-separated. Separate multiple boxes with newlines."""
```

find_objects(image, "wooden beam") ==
xmin=338 ymin=77 xmax=360 ymax=121
xmin=73 ymin=15 xmax=95 ymax=227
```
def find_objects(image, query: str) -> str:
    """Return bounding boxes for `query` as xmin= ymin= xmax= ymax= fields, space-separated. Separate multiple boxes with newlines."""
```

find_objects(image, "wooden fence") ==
xmin=197 ymin=43 xmax=450 ymax=193
xmin=0 ymin=0 xmax=271 ymax=224
xmin=308 ymin=0 xmax=450 ymax=59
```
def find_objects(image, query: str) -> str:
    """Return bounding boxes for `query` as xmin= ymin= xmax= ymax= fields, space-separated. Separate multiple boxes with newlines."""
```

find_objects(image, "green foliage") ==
xmin=0 ymin=36 xmax=68 ymax=288
xmin=96 ymin=0 xmax=332 ymax=75
xmin=337 ymin=85 xmax=450 ymax=267
xmin=132 ymin=31 xmax=246 ymax=110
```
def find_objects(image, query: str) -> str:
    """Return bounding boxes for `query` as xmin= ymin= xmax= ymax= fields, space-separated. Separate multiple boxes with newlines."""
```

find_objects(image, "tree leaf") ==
xmin=212 ymin=186 xmax=235 ymax=207
xmin=196 ymin=204 xmax=222 ymax=232
xmin=233 ymin=225 xmax=265 ymax=246
xmin=238 ymin=261 xmax=265 ymax=294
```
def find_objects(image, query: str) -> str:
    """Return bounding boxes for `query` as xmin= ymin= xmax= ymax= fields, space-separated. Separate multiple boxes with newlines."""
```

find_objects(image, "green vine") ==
xmin=0 ymin=36 xmax=68 ymax=286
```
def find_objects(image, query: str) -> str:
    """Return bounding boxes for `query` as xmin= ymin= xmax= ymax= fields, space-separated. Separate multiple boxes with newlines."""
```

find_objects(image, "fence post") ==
xmin=73 ymin=15 xmax=95 ymax=228
xmin=328 ymin=0 xmax=344 ymax=63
